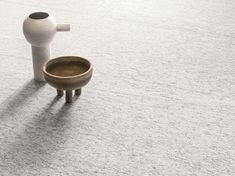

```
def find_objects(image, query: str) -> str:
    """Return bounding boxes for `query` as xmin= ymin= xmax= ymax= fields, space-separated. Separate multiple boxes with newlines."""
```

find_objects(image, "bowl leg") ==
xmin=65 ymin=90 xmax=73 ymax=103
xmin=75 ymin=88 xmax=81 ymax=96
xmin=57 ymin=89 xmax=64 ymax=96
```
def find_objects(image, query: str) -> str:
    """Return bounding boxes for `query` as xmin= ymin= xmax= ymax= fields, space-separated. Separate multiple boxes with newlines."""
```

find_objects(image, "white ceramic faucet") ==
xmin=23 ymin=12 xmax=70 ymax=81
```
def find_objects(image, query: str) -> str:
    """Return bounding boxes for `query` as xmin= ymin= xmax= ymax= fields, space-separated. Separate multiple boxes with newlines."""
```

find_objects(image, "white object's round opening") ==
xmin=29 ymin=12 xmax=49 ymax=19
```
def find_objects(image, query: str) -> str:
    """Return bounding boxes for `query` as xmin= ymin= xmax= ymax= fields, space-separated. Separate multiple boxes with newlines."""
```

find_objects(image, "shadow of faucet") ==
xmin=0 ymin=80 xmax=79 ymax=173
xmin=1 ymin=100 xmax=74 ymax=173
xmin=0 ymin=79 xmax=46 ymax=119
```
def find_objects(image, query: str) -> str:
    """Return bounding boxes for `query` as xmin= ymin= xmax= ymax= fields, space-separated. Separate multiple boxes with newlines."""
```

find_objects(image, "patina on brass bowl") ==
xmin=43 ymin=56 xmax=93 ymax=103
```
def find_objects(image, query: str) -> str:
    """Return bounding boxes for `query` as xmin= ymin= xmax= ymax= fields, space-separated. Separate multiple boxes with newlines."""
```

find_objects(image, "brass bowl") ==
xmin=43 ymin=56 xmax=93 ymax=103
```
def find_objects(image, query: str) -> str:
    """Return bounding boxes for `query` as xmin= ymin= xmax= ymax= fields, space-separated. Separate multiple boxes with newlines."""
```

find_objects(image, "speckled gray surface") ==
xmin=0 ymin=0 xmax=235 ymax=175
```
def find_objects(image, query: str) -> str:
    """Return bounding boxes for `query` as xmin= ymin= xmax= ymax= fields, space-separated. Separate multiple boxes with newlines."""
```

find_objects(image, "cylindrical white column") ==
xmin=32 ymin=45 xmax=50 ymax=81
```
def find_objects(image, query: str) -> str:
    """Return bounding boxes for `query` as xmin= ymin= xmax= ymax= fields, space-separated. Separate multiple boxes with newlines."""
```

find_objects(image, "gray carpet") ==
xmin=0 ymin=0 xmax=234 ymax=175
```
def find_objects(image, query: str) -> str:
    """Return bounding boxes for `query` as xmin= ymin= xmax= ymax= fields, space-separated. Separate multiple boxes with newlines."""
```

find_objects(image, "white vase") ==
xmin=23 ymin=12 xmax=70 ymax=81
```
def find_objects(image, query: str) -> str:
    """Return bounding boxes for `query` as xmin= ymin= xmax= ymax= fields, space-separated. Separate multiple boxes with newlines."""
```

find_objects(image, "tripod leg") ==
xmin=75 ymin=88 xmax=81 ymax=96
xmin=65 ymin=90 xmax=73 ymax=103
xmin=57 ymin=89 xmax=64 ymax=96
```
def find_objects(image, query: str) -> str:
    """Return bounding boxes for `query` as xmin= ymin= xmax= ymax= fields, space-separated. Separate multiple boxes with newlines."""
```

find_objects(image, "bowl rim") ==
xmin=43 ymin=56 xmax=92 ymax=79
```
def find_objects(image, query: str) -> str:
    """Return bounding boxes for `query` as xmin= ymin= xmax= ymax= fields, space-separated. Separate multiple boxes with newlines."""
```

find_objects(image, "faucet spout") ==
xmin=57 ymin=23 xmax=70 ymax=32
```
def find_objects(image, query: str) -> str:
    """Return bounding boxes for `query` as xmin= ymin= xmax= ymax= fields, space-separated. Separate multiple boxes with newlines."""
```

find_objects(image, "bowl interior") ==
xmin=45 ymin=57 xmax=91 ymax=77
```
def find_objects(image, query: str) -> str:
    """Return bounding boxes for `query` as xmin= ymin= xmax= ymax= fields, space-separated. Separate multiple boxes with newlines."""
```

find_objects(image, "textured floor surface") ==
xmin=0 ymin=0 xmax=235 ymax=175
